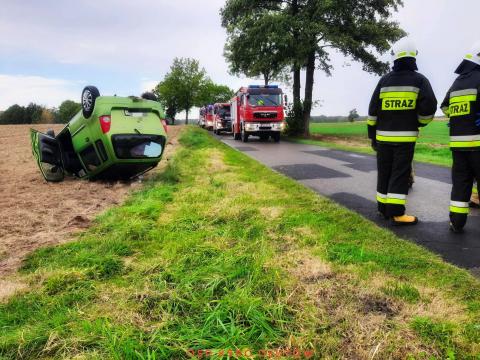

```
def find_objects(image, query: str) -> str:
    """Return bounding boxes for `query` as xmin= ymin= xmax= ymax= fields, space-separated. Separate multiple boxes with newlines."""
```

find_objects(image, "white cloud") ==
xmin=0 ymin=74 xmax=79 ymax=110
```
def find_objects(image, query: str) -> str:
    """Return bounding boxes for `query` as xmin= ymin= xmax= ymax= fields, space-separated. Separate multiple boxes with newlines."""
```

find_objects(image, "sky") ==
xmin=0 ymin=0 xmax=479 ymax=116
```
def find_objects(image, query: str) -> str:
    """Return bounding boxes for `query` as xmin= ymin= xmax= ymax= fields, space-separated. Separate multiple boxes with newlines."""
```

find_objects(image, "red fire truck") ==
xmin=198 ymin=107 xmax=206 ymax=128
xmin=204 ymin=104 xmax=215 ymax=131
xmin=213 ymin=103 xmax=231 ymax=135
xmin=230 ymin=85 xmax=285 ymax=142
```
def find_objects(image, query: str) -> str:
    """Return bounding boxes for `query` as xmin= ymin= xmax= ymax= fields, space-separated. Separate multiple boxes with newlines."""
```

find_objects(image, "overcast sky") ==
xmin=0 ymin=0 xmax=479 ymax=116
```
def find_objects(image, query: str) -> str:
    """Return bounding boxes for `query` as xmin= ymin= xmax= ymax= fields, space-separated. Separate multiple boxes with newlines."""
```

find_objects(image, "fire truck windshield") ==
xmin=248 ymin=94 xmax=281 ymax=107
xmin=218 ymin=108 xmax=231 ymax=118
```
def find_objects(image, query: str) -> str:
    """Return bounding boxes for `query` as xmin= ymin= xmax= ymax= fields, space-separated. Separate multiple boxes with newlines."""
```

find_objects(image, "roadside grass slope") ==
xmin=0 ymin=126 xmax=479 ymax=359
xmin=305 ymin=120 xmax=452 ymax=167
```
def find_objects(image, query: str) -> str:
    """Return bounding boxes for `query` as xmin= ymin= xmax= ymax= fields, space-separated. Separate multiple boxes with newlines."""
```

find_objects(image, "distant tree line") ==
xmin=0 ymin=100 xmax=81 ymax=125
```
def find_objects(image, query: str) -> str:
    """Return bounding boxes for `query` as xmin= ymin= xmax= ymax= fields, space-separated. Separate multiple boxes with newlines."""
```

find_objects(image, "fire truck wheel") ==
xmin=273 ymin=133 xmax=281 ymax=143
xmin=241 ymin=128 xmax=249 ymax=143
xmin=233 ymin=128 xmax=241 ymax=140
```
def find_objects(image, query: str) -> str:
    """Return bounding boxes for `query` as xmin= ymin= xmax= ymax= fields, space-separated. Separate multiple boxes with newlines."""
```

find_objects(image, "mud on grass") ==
xmin=0 ymin=126 xmax=479 ymax=359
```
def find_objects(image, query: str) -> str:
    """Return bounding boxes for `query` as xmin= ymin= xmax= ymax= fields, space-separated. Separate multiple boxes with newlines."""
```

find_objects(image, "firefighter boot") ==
xmin=392 ymin=214 xmax=418 ymax=226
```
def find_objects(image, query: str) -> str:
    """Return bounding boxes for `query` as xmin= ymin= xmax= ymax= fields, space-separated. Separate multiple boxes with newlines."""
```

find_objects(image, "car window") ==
xmin=80 ymin=145 xmax=101 ymax=172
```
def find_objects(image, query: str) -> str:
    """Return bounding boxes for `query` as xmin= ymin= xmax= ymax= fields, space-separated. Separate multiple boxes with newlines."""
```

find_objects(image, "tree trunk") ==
xmin=291 ymin=0 xmax=301 ymax=108
xmin=264 ymin=73 xmax=270 ymax=86
xmin=302 ymin=51 xmax=316 ymax=137
xmin=185 ymin=108 xmax=189 ymax=125
xmin=293 ymin=67 xmax=301 ymax=106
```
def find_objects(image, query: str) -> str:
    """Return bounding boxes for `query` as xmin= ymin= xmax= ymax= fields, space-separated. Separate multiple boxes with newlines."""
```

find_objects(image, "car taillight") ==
xmin=161 ymin=119 xmax=168 ymax=133
xmin=99 ymin=115 xmax=111 ymax=133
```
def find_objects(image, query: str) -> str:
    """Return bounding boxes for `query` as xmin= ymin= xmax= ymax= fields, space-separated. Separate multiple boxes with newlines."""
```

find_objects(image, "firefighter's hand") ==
xmin=371 ymin=140 xmax=378 ymax=152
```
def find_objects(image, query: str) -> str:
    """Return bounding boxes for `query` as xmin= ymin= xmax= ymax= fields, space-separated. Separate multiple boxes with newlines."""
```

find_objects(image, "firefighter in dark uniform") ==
xmin=368 ymin=38 xmax=437 ymax=225
xmin=441 ymin=42 xmax=480 ymax=233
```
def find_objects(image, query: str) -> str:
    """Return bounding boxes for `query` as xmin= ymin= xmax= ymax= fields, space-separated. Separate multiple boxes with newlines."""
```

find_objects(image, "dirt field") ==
xmin=0 ymin=124 xmax=181 ymax=283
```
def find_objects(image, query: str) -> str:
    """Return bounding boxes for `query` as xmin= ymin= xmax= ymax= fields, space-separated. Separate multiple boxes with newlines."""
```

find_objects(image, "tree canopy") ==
xmin=155 ymin=58 xmax=208 ymax=124
xmin=155 ymin=58 xmax=233 ymax=123
xmin=57 ymin=100 xmax=81 ymax=124
xmin=221 ymin=0 xmax=405 ymax=136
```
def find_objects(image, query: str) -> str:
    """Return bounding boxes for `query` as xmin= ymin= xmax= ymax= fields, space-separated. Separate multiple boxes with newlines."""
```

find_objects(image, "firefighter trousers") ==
xmin=376 ymin=143 xmax=415 ymax=217
xmin=450 ymin=150 xmax=480 ymax=229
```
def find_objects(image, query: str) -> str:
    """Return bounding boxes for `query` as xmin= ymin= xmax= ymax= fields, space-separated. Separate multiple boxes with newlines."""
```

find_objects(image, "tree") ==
xmin=0 ymin=104 xmax=25 ymax=124
xmin=155 ymin=58 xmax=208 ymax=124
xmin=223 ymin=14 xmax=291 ymax=85
xmin=57 ymin=100 xmax=81 ymax=123
xmin=37 ymin=108 xmax=55 ymax=124
xmin=25 ymin=103 xmax=43 ymax=124
xmin=197 ymin=81 xmax=234 ymax=105
xmin=348 ymin=108 xmax=359 ymax=123
xmin=221 ymin=0 xmax=405 ymax=136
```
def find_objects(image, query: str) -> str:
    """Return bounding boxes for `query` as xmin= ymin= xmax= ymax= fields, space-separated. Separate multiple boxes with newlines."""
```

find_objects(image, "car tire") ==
xmin=141 ymin=92 xmax=158 ymax=101
xmin=81 ymin=86 xmax=100 ymax=118
xmin=273 ymin=133 xmax=281 ymax=143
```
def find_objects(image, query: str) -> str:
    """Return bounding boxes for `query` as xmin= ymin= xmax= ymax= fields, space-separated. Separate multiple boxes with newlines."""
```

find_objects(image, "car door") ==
xmin=30 ymin=129 xmax=64 ymax=182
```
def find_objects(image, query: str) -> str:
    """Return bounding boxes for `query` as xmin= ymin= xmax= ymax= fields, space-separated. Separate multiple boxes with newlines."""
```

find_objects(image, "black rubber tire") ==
xmin=217 ymin=130 xmax=222 ymax=136
xmin=272 ymin=133 xmax=281 ymax=143
xmin=46 ymin=129 xmax=55 ymax=138
xmin=241 ymin=127 xmax=249 ymax=143
xmin=234 ymin=131 xmax=241 ymax=140
xmin=81 ymin=86 xmax=100 ymax=118
xmin=213 ymin=128 xmax=218 ymax=135
xmin=141 ymin=92 xmax=158 ymax=101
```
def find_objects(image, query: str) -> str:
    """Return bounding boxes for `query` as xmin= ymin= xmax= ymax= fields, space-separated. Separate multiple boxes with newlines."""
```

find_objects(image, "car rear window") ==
xmin=112 ymin=135 xmax=165 ymax=159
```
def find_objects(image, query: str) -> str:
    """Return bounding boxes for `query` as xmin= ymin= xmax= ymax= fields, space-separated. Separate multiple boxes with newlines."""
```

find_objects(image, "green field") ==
xmin=307 ymin=120 xmax=452 ymax=166
xmin=1 ymin=127 xmax=479 ymax=359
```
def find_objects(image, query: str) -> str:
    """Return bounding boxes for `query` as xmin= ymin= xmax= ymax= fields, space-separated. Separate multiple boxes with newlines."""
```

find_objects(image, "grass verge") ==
xmin=1 ymin=126 xmax=479 ymax=359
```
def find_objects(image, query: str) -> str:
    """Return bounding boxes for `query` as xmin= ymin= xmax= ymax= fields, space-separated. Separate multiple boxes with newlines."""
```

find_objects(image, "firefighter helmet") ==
xmin=391 ymin=37 xmax=418 ymax=61
xmin=464 ymin=42 xmax=480 ymax=66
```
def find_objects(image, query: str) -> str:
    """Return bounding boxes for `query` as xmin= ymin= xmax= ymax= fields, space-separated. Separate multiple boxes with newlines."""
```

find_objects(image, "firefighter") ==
xmin=441 ymin=42 xmax=480 ymax=233
xmin=368 ymin=37 xmax=437 ymax=225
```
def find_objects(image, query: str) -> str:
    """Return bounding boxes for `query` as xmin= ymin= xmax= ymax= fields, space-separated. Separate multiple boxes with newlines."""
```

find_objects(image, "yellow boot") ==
xmin=392 ymin=214 xmax=418 ymax=226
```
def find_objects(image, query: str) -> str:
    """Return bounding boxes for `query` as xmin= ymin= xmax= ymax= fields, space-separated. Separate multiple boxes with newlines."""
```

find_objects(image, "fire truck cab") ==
xmin=213 ymin=103 xmax=231 ymax=135
xmin=204 ymin=104 xmax=215 ymax=131
xmin=230 ymin=85 xmax=285 ymax=143
xmin=198 ymin=107 xmax=206 ymax=128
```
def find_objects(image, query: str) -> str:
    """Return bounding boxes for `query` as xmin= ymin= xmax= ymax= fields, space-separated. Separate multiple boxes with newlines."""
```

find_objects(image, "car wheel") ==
xmin=141 ymin=92 xmax=158 ymax=101
xmin=81 ymin=86 xmax=100 ymax=118
xmin=273 ymin=133 xmax=281 ymax=143
xmin=260 ymin=135 xmax=269 ymax=141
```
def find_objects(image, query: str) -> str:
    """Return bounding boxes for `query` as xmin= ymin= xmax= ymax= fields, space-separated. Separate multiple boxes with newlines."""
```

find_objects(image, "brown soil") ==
xmin=0 ymin=124 xmax=182 ymax=284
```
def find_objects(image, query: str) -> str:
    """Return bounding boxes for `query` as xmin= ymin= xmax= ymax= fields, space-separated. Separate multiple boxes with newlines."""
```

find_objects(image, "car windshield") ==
xmin=248 ymin=94 xmax=281 ymax=107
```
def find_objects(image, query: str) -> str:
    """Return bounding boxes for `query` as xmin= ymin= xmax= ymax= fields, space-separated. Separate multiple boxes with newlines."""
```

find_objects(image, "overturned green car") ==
xmin=31 ymin=86 xmax=168 ymax=182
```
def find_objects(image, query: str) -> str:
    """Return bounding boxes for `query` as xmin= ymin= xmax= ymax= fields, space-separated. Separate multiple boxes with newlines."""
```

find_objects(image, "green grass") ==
xmin=1 ymin=126 xmax=479 ymax=359
xmin=307 ymin=120 xmax=453 ymax=167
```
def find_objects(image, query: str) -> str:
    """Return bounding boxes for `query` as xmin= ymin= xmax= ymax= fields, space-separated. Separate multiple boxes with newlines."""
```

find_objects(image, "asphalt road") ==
xmin=216 ymin=133 xmax=480 ymax=273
